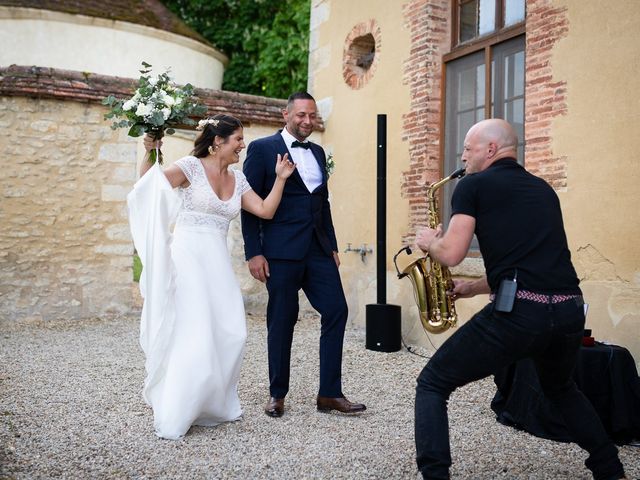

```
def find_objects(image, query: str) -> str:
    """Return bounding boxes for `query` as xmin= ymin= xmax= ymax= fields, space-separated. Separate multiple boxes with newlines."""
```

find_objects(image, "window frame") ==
xmin=451 ymin=0 xmax=525 ymax=50
xmin=440 ymin=1 xmax=525 ymax=174
xmin=436 ymin=1 xmax=526 ymax=256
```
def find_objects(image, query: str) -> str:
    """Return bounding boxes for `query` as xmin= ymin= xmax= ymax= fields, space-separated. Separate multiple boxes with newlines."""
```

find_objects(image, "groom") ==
xmin=241 ymin=91 xmax=366 ymax=417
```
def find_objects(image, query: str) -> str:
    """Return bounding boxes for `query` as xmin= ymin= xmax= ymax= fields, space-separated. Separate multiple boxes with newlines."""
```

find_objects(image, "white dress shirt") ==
xmin=281 ymin=127 xmax=323 ymax=192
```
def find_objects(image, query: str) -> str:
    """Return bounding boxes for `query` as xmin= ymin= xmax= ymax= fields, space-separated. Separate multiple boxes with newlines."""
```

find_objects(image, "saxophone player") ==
xmin=413 ymin=119 xmax=626 ymax=480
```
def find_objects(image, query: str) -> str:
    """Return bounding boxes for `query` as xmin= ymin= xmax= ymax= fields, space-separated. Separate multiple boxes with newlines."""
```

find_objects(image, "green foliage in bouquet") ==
xmin=102 ymin=62 xmax=207 ymax=164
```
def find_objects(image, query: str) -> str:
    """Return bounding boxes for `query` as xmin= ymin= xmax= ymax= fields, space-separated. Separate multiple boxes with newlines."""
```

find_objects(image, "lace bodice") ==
xmin=173 ymin=156 xmax=251 ymax=234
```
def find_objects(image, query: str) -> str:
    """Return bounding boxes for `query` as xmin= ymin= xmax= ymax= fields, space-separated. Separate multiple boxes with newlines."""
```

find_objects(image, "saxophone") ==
xmin=393 ymin=168 xmax=466 ymax=334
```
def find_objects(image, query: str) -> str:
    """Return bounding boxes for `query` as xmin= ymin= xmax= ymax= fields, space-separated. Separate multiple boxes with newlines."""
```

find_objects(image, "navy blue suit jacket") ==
xmin=241 ymin=131 xmax=338 ymax=261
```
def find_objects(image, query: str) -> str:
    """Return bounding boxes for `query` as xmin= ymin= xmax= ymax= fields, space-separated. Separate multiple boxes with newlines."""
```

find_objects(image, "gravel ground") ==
xmin=1 ymin=314 xmax=638 ymax=479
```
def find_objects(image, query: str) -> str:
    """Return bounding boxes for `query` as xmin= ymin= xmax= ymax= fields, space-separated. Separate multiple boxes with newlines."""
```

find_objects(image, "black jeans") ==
xmin=415 ymin=298 xmax=625 ymax=480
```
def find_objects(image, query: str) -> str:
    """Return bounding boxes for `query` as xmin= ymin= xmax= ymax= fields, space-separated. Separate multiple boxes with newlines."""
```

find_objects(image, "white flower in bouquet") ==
xmin=135 ymin=102 xmax=153 ymax=118
xmin=160 ymin=91 xmax=175 ymax=107
xmin=122 ymin=98 xmax=137 ymax=111
xmin=102 ymin=61 xmax=207 ymax=164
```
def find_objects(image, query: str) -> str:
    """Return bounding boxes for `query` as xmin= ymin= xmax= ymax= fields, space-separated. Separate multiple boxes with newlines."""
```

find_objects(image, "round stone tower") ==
xmin=0 ymin=0 xmax=227 ymax=88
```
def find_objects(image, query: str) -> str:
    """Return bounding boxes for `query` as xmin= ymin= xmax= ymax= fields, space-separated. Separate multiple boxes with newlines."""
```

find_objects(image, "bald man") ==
xmin=413 ymin=119 xmax=625 ymax=480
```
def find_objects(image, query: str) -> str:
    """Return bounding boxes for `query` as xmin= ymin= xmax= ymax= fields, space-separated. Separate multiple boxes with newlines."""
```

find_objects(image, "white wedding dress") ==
xmin=127 ymin=156 xmax=250 ymax=440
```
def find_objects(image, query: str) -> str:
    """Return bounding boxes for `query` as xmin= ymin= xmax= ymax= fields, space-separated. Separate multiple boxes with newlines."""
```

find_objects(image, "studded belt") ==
xmin=489 ymin=289 xmax=582 ymax=304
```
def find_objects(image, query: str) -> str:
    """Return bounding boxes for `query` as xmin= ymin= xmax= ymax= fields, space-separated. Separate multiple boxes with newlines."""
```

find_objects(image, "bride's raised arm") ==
xmin=241 ymin=153 xmax=295 ymax=219
xmin=140 ymin=134 xmax=188 ymax=188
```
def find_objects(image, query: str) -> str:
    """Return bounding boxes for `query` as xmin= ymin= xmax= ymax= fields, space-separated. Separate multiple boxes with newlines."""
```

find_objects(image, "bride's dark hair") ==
xmin=192 ymin=114 xmax=243 ymax=158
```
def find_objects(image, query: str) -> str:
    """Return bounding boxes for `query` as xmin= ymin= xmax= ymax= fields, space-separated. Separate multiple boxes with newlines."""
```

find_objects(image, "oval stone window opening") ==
xmin=351 ymin=34 xmax=375 ymax=71
xmin=343 ymin=21 xmax=381 ymax=90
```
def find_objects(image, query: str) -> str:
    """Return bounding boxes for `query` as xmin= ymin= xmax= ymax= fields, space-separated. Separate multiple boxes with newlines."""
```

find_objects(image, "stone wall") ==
xmin=0 ymin=96 xmax=136 ymax=321
xmin=0 ymin=97 xmax=286 ymax=322
xmin=0 ymin=66 xmax=293 ymax=323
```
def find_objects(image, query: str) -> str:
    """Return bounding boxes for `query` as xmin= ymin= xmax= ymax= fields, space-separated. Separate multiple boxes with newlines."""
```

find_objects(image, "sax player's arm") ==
xmin=416 ymin=213 xmax=475 ymax=267
xmin=450 ymin=276 xmax=490 ymax=298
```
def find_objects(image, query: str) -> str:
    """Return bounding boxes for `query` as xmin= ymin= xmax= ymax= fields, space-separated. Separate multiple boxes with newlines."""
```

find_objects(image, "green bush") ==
xmin=133 ymin=253 xmax=142 ymax=283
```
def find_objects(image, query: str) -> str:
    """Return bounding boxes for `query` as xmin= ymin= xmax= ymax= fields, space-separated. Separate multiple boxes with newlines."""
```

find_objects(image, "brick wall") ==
xmin=401 ymin=0 xmax=450 ymax=242
xmin=524 ymin=0 xmax=570 ymax=189
xmin=0 ymin=96 xmax=136 ymax=320
xmin=400 ymin=0 xmax=570 ymax=239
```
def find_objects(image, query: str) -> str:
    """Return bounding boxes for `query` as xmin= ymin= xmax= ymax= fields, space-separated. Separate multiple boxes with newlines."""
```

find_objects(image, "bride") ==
xmin=128 ymin=114 xmax=295 ymax=439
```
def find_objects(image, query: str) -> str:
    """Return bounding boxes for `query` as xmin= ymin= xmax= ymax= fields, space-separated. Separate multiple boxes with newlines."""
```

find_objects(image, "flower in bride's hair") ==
xmin=196 ymin=118 xmax=220 ymax=130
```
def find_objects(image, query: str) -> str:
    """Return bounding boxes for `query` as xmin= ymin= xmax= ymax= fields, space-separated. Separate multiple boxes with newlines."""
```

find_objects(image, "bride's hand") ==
xmin=275 ymin=153 xmax=296 ymax=179
xmin=143 ymin=134 xmax=163 ymax=152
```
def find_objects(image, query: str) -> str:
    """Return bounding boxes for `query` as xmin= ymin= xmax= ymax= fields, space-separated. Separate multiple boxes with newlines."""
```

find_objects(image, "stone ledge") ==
xmin=0 ymin=65 xmax=324 ymax=129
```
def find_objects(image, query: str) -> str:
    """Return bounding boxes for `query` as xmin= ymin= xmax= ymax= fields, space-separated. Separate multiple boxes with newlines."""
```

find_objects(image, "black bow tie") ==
xmin=291 ymin=140 xmax=311 ymax=150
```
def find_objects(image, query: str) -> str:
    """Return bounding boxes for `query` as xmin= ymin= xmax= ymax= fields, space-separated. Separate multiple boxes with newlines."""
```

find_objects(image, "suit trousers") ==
xmin=265 ymin=234 xmax=348 ymax=399
xmin=415 ymin=299 xmax=624 ymax=480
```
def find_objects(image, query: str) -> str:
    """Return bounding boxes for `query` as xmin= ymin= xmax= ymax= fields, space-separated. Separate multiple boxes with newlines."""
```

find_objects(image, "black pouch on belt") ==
xmin=495 ymin=277 xmax=517 ymax=312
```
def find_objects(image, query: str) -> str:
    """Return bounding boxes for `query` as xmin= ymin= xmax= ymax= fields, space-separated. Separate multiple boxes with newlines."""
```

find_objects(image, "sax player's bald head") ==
xmin=470 ymin=119 xmax=518 ymax=159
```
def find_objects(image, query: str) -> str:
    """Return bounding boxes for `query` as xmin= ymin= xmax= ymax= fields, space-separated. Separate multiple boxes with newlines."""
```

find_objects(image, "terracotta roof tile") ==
xmin=0 ymin=65 xmax=309 ymax=129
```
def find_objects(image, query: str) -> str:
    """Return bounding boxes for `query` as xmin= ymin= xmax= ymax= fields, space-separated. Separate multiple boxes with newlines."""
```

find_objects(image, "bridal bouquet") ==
xmin=102 ymin=62 xmax=207 ymax=164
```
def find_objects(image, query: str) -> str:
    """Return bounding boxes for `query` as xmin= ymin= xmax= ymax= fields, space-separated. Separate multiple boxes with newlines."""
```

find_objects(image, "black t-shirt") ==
xmin=451 ymin=158 xmax=580 ymax=294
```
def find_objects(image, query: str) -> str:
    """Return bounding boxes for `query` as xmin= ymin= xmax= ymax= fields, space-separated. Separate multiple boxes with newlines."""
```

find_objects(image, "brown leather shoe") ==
xmin=264 ymin=397 xmax=284 ymax=417
xmin=316 ymin=395 xmax=366 ymax=414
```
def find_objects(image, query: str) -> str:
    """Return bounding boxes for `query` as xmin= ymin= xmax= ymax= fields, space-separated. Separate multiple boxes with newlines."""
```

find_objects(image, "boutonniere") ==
xmin=326 ymin=153 xmax=335 ymax=177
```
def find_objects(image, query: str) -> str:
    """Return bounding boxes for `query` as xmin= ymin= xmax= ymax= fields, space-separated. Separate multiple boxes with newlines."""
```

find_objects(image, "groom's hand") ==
xmin=248 ymin=255 xmax=270 ymax=283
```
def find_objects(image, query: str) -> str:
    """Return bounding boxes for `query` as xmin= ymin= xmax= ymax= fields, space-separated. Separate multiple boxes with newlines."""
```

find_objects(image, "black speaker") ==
xmin=365 ymin=303 xmax=401 ymax=352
